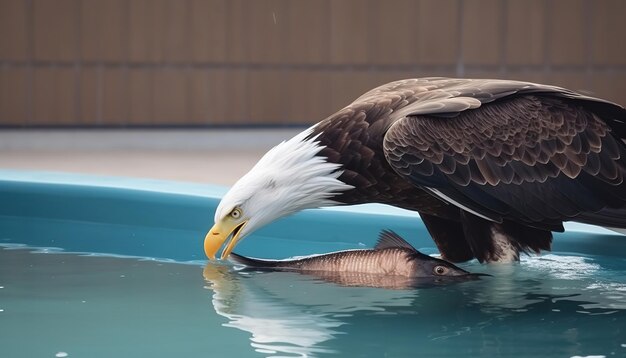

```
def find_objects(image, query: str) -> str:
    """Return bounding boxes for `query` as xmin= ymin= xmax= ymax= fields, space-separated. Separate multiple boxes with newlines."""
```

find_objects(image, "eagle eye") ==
xmin=230 ymin=208 xmax=242 ymax=219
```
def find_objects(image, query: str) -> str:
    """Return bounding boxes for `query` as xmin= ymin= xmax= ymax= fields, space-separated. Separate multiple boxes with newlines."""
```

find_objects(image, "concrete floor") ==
xmin=0 ymin=128 xmax=303 ymax=186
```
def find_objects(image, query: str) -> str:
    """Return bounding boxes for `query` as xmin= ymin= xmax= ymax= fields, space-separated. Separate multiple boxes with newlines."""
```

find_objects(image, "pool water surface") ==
xmin=1 ymin=171 xmax=625 ymax=357
xmin=1 ymin=245 xmax=625 ymax=358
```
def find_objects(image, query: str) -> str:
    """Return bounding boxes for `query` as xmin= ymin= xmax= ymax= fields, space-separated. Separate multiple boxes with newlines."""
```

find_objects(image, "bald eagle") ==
xmin=205 ymin=78 xmax=626 ymax=263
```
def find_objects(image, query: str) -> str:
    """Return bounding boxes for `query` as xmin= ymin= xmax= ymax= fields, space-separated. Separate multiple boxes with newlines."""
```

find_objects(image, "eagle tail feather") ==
xmin=574 ymin=207 xmax=626 ymax=229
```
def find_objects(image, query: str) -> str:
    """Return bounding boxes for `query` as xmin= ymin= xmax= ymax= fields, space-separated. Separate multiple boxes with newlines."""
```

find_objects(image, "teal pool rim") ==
xmin=0 ymin=169 xmax=624 ymax=262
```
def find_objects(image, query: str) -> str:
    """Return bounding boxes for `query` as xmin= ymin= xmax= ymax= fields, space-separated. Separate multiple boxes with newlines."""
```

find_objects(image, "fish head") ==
xmin=410 ymin=253 xmax=486 ymax=280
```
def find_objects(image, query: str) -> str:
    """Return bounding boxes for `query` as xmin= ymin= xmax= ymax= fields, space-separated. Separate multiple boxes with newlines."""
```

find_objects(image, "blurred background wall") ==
xmin=0 ymin=0 xmax=625 ymax=127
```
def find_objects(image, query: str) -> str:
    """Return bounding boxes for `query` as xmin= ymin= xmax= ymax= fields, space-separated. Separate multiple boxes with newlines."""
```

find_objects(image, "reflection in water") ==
xmin=202 ymin=264 xmax=419 ymax=357
xmin=203 ymin=264 xmax=340 ymax=356
xmin=202 ymin=254 xmax=626 ymax=358
xmin=232 ymin=266 xmax=481 ymax=290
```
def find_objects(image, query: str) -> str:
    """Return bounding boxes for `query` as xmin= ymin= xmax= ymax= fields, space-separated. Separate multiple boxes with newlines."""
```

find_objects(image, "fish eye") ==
xmin=434 ymin=265 xmax=449 ymax=275
xmin=230 ymin=208 xmax=242 ymax=219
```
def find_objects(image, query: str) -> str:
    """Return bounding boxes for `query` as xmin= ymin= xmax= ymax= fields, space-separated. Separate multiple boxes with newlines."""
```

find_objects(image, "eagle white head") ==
xmin=204 ymin=127 xmax=353 ymax=260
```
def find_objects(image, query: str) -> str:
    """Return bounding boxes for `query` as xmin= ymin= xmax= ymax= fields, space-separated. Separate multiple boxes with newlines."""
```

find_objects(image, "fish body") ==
xmin=230 ymin=230 xmax=484 ymax=281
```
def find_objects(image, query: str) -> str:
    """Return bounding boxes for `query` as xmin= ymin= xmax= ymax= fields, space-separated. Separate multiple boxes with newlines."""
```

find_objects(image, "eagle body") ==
xmin=205 ymin=77 xmax=626 ymax=264
xmin=306 ymin=78 xmax=626 ymax=262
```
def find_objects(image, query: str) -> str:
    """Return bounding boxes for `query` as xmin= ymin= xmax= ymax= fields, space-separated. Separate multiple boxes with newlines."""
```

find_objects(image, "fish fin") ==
xmin=229 ymin=253 xmax=281 ymax=268
xmin=375 ymin=230 xmax=418 ymax=252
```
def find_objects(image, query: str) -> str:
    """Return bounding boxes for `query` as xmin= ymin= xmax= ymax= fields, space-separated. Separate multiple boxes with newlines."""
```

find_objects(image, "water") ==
xmin=1 ymin=246 xmax=625 ymax=358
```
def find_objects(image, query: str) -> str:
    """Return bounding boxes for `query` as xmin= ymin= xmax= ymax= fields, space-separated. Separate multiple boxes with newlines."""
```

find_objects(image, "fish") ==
xmin=229 ymin=230 xmax=488 ymax=288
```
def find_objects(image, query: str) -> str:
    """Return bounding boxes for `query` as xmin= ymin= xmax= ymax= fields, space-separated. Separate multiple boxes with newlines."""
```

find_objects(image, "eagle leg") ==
xmin=420 ymin=212 xmax=475 ymax=263
xmin=460 ymin=211 xmax=553 ymax=263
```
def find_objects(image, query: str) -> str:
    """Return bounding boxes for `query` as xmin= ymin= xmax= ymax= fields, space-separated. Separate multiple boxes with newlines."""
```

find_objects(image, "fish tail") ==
xmin=229 ymin=253 xmax=284 ymax=268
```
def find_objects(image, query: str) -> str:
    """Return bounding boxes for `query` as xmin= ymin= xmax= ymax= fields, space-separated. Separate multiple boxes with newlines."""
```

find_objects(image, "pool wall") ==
xmin=1 ymin=170 xmax=623 ymax=261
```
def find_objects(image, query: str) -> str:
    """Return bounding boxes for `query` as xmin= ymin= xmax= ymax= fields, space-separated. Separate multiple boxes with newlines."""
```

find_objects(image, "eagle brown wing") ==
xmin=383 ymin=91 xmax=626 ymax=230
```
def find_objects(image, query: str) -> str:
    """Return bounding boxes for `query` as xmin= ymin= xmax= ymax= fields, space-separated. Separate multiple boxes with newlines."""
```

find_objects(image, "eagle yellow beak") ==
xmin=204 ymin=220 xmax=247 ymax=260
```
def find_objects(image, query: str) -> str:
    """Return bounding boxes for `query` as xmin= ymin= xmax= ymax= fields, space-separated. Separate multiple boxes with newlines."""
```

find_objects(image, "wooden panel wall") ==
xmin=0 ymin=0 xmax=625 ymax=127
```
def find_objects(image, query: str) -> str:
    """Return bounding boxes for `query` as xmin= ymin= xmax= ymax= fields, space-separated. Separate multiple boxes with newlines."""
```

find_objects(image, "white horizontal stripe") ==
xmin=427 ymin=188 xmax=497 ymax=222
